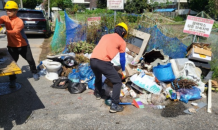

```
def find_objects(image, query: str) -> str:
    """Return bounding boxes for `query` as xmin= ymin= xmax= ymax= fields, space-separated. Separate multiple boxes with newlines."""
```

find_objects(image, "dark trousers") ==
xmin=90 ymin=58 xmax=122 ymax=104
xmin=7 ymin=45 xmax=37 ymax=81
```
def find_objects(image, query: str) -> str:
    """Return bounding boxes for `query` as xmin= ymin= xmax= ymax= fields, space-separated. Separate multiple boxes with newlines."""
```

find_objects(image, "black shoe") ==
xmin=109 ymin=103 xmax=124 ymax=113
xmin=9 ymin=80 xmax=16 ymax=88
xmin=94 ymin=92 xmax=101 ymax=100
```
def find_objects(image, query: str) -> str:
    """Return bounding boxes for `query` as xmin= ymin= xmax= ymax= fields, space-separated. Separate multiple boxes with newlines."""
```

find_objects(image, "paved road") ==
xmin=0 ymin=34 xmax=218 ymax=130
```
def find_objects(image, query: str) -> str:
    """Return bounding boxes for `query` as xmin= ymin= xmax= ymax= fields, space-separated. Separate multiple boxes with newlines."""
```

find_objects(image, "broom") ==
xmin=119 ymin=98 xmax=144 ymax=108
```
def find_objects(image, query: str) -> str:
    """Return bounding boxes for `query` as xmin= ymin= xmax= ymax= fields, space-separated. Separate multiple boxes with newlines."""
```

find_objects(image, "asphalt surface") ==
xmin=0 ymin=34 xmax=218 ymax=130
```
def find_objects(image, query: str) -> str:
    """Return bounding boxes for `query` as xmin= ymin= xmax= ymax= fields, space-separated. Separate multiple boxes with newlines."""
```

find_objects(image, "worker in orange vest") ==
xmin=90 ymin=22 xmax=128 ymax=113
xmin=0 ymin=1 xmax=39 ymax=88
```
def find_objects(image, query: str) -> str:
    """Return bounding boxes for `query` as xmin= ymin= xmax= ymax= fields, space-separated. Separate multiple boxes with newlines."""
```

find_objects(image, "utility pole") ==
xmin=48 ymin=0 xmax=50 ymax=18
xmin=178 ymin=0 xmax=180 ymax=10
xmin=20 ymin=0 xmax=23 ymax=8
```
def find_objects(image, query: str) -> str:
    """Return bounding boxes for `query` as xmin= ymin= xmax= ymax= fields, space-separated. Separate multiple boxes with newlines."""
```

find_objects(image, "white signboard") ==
xmin=87 ymin=17 xmax=101 ymax=27
xmin=183 ymin=15 xmax=214 ymax=38
xmin=107 ymin=0 xmax=124 ymax=10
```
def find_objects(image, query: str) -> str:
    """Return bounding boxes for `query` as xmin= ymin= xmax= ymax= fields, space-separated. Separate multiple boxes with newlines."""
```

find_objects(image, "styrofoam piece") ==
xmin=130 ymin=74 xmax=162 ymax=94
xmin=143 ymin=49 xmax=169 ymax=67
xmin=188 ymin=49 xmax=211 ymax=62
xmin=170 ymin=59 xmax=180 ymax=78
xmin=175 ymin=58 xmax=190 ymax=71
xmin=191 ymin=102 xmax=198 ymax=106
xmin=208 ymin=80 xmax=212 ymax=113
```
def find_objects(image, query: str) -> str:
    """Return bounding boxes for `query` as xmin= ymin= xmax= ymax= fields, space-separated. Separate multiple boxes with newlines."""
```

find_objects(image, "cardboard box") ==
xmin=187 ymin=46 xmax=212 ymax=62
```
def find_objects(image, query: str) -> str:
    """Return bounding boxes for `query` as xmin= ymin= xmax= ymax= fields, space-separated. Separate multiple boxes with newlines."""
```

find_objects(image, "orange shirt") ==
xmin=91 ymin=33 xmax=126 ymax=61
xmin=0 ymin=15 xmax=28 ymax=47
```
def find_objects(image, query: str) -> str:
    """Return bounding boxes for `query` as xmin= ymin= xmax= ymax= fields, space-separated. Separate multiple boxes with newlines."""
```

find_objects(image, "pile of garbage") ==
xmin=37 ymin=39 xmax=215 ymax=115
xmin=102 ymin=42 xmax=214 ymax=114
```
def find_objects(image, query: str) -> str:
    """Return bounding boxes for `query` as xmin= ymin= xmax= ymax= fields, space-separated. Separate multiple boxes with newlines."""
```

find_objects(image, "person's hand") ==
xmin=122 ymin=71 xmax=126 ymax=79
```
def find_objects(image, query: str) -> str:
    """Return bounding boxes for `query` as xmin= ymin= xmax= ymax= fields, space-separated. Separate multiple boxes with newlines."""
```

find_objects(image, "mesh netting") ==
xmin=65 ymin=11 xmax=86 ymax=45
xmin=50 ymin=19 xmax=66 ymax=53
xmin=138 ymin=26 xmax=187 ymax=59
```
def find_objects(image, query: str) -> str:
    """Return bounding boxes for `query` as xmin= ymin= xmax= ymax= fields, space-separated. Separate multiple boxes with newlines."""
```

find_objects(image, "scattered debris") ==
xmin=184 ymin=102 xmax=207 ymax=114
xmin=171 ymin=79 xmax=198 ymax=90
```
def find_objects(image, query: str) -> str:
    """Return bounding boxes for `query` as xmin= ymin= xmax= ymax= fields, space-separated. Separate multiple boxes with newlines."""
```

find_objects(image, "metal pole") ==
xmin=48 ymin=0 xmax=50 ymax=18
xmin=20 ymin=0 xmax=23 ymax=8
xmin=193 ymin=35 xmax=196 ymax=43
xmin=178 ymin=0 xmax=180 ymax=11
xmin=114 ymin=10 xmax=116 ymax=27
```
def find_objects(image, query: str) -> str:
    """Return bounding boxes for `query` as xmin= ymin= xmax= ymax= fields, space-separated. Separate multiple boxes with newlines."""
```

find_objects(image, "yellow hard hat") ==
xmin=116 ymin=22 xmax=128 ymax=38
xmin=4 ymin=1 xmax=18 ymax=10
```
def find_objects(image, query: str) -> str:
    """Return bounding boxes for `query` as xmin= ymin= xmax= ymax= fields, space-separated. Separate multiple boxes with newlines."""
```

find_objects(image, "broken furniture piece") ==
xmin=126 ymin=29 xmax=151 ymax=63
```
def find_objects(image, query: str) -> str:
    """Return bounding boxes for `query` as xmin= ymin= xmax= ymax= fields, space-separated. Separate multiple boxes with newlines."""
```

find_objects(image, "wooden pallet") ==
xmin=0 ymin=48 xmax=22 ymax=76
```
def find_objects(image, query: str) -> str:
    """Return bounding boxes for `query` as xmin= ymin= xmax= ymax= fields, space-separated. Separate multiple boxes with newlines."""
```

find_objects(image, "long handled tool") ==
xmin=119 ymin=98 xmax=144 ymax=108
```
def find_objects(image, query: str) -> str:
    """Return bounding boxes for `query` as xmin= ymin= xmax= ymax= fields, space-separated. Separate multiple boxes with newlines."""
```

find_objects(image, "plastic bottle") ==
xmin=153 ymin=105 xmax=165 ymax=109
xmin=39 ymin=69 xmax=47 ymax=76
xmin=129 ymin=89 xmax=137 ymax=98
xmin=176 ymin=92 xmax=180 ymax=100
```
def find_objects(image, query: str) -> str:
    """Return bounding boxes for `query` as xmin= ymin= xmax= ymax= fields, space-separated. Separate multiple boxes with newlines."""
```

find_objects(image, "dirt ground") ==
xmin=39 ymin=37 xmax=53 ymax=62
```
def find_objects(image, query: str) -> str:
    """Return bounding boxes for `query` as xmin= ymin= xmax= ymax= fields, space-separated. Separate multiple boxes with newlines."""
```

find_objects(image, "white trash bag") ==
xmin=180 ymin=61 xmax=204 ymax=92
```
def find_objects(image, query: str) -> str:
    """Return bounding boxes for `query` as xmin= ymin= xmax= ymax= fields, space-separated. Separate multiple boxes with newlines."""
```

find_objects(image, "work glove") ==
xmin=0 ymin=27 xmax=6 ymax=34
xmin=121 ymin=71 xmax=126 ymax=80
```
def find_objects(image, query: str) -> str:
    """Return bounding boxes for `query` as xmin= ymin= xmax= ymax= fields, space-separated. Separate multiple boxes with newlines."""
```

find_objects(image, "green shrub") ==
xmin=174 ymin=16 xmax=184 ymax=22
xmin=211 ymin=59 xmax=218 ymax=80
xmin=84 ymin=9 xmax=114 ymax=14
xmin=127 ymin=15 xmax=140 ymax=23
xmin=67 ymin=41 xmax=96 ymax=54
xmin=213 ymin=22 xmax=218 ymax=29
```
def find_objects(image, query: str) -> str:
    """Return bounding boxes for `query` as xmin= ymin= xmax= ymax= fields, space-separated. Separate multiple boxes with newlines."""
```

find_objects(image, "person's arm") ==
xmin=119 ymin=41 xmax=126 ymax=71
xmin=120 ymin=52 xmax=126 ymax=71
xmin=6 ymin=19 xmax=24 ymax=35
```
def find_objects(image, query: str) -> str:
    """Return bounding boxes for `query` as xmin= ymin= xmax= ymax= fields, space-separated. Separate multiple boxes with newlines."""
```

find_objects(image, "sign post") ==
xmin=107 ymin=0 xmax=124 ymax=26
xmin=183 ymin=15 xmax=214 ymax=42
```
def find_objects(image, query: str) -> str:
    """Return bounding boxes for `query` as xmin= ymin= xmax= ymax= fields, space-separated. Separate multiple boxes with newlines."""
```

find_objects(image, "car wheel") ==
xmin=44 ymin=32 xmax=51 ymax=38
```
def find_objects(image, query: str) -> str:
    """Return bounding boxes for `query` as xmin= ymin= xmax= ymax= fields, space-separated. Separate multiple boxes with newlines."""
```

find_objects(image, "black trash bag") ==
xmin=68 ymin=82 xmax=87 ymax=94
xmin=51 ymin=77 xmax=70 ymax=89
xmin=48 ymin=56 xmax=78 ymax=68
xmin=62 ymin=56 xmax=78 ymax=67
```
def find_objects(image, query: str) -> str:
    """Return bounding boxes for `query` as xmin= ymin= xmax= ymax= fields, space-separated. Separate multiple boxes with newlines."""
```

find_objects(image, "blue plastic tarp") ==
xmin=65 ymin=11 xmax=86 ymax=45
xmin=154 ymin=8 xmax=175 ymax=12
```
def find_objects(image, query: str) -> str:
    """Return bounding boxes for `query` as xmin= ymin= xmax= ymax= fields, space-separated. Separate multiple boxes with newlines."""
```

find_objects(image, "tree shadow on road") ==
xmin=0 ymin=65 xmax=45 ymax=130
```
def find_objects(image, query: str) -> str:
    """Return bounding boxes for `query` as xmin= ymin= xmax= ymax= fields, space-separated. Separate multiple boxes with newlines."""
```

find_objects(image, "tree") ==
xmin=51 ymin=0 xmax=73 ymax=10
xmin=124 ymin=0 xmax=148 ymax=14
xmin=187 ymin=0 xmax=209 ymax=12
xmin=208 ymin=0 xmax=218 ymax=18
xmin=188 ymin=0 xmax=218 ymax=19
xmin=12 ymin=0 xmax=42 ymax=9
xmin=97 ymin=0 xmax=107 ymax=9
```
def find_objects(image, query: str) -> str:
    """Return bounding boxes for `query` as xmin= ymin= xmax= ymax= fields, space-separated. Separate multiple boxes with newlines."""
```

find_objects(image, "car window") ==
xmin=17 ymin=11 xmax=44 ymax=18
